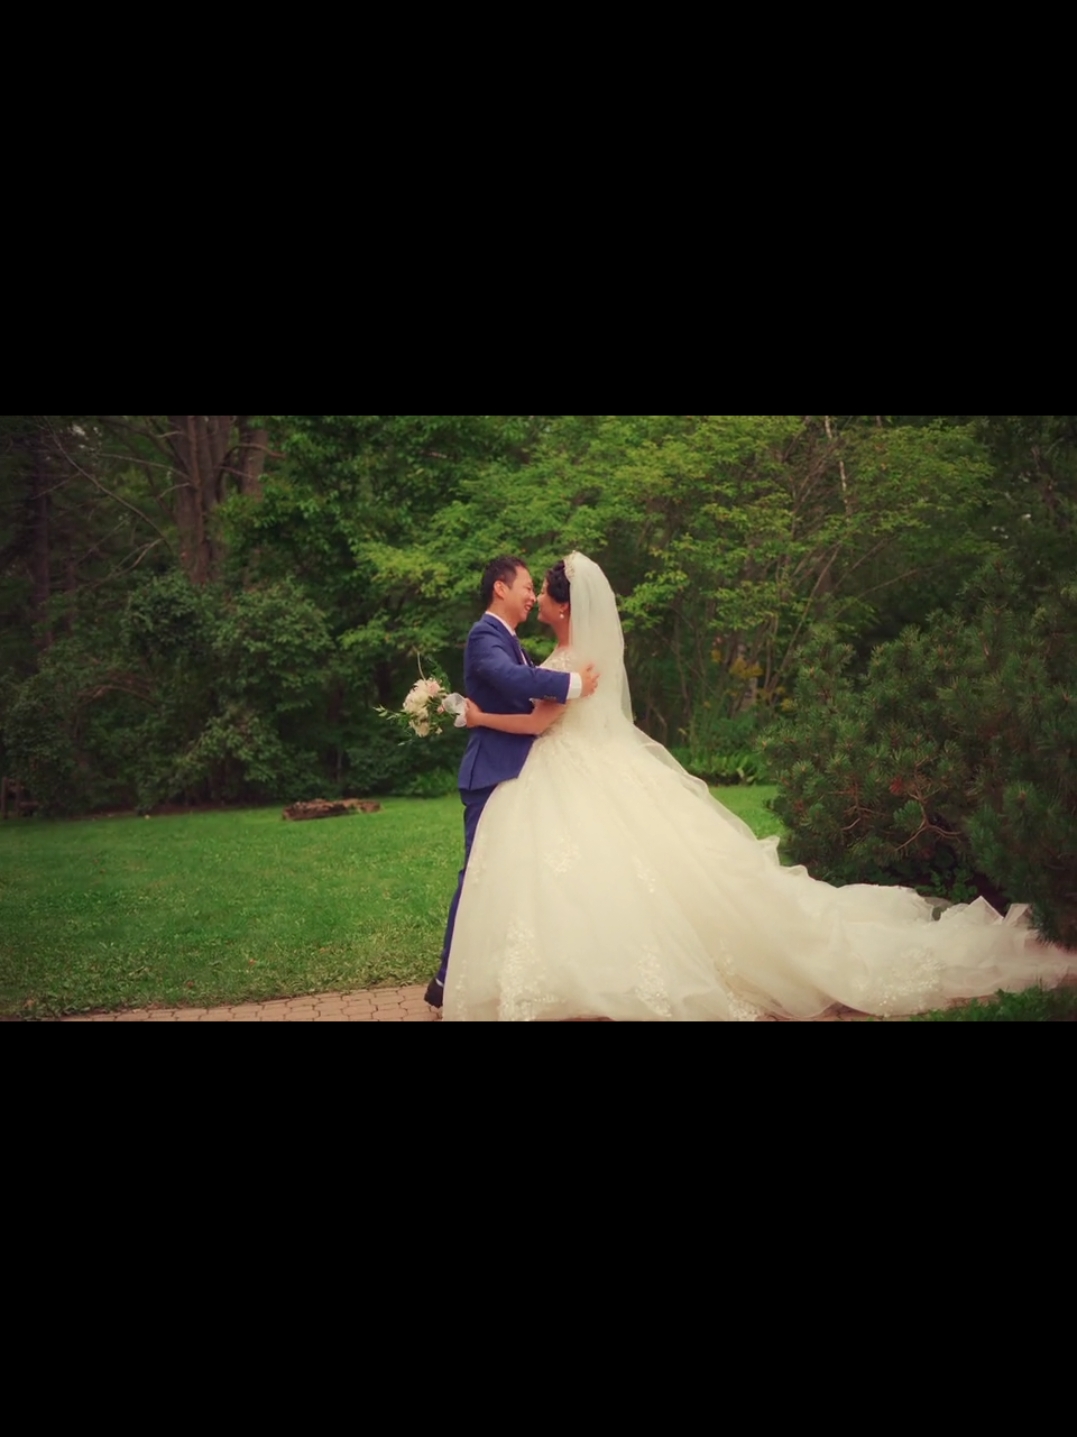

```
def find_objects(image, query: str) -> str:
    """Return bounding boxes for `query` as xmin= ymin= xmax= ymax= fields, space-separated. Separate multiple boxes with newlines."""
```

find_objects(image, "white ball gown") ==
xmin=441 ymin=556 xmax=1076 ymax=1022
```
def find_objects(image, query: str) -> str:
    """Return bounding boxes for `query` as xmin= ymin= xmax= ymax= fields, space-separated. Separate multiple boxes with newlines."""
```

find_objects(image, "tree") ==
xmin=98 ymin=416 xmax=269 ymax=585
xmin=401 ymin=416 xmax=994 ymax=743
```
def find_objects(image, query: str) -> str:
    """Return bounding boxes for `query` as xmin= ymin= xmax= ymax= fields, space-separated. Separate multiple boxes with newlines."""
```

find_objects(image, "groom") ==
xmin=425 ymin=555 xmax=599 ymax=1009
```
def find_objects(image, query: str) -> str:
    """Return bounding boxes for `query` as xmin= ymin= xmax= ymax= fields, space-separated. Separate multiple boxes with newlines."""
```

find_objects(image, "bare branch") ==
xmin=82 ymin=680 xmax=158 ymax=707
xmin=45 ymin=421 xmax=175 ymax=551
xmin=824 ymin=416 xmax=852 ymax=515
xmin=97 ymin=416 xmax=181 ymax=463
xmin=850 ymin=558 xmax=957 ymax=604
xmin=77 ymin=539 xmax=165 ymax=593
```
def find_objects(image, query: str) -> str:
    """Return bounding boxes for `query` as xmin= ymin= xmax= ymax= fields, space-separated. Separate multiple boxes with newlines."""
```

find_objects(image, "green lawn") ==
xmin=910 ymin=985 xmax=1077 ymax=1021
xmin=0 ymin=799 xmax=463 ymax=1016
xmin=712 ymin=783 xmax=786 ymax=843
xmin=0 ymin=786 xmax=786 ymax=1017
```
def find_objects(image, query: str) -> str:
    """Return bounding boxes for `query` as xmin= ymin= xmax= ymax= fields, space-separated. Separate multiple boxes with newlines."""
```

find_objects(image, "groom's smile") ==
xmin=497 ymin=566 xmax=536 ymax=630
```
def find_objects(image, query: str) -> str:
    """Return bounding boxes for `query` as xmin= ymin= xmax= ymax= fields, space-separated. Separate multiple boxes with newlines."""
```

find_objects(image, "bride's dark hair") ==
xmin=545 ymin=560 xmax=571 ymax=605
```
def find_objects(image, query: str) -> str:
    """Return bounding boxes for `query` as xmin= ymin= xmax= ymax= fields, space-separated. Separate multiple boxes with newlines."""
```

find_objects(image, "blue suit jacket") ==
xmin=458 ymin=614 xmax=572 ymax=793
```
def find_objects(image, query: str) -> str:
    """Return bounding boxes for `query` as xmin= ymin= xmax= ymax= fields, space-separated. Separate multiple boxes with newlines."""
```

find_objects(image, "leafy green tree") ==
xmin=405 ymin=416 xmax=994 ymax=744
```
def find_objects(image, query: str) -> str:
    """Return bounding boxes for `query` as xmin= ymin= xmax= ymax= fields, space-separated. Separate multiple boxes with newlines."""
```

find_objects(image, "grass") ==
xmin=911 ymin=985 xmax=1077 ymax=1022
xmin=711 ymin=782 xmax=787 ymax=843
xmin=1 ymin=798 xmax=468 ymax=1017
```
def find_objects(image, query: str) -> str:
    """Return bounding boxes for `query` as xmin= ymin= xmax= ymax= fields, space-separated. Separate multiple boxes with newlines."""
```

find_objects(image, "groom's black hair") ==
xmin=481 ymin=556 xmax=528 ymax=608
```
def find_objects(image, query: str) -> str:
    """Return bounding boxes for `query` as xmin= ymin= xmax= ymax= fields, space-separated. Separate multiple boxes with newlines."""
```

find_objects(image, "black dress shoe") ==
xmin=425 ymin=978 xmax=444 ymax=1009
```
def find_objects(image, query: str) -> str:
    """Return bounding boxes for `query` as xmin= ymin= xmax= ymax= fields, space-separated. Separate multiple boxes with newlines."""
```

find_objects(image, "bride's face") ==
xmin=536 ymin=580 xmax=566 ymax=629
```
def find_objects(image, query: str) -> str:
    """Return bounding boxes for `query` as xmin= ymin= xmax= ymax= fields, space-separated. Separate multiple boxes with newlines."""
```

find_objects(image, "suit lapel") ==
xmin=484 ymin=613 xmax=529 ymax=665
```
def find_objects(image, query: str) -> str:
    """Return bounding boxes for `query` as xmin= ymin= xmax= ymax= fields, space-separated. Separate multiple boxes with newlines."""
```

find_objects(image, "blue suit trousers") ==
xmin=437 ymin=784 xmax=496 ymax=985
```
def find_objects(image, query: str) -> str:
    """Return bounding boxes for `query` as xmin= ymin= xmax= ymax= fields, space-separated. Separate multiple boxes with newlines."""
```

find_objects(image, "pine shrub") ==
xmin=763 ymin=565 xmax=1077 ymax=946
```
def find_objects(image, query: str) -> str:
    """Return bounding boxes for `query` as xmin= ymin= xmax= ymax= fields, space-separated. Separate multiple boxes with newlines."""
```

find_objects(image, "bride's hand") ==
xmin=465 ymin=699 xmax=485 ymax=728
xmin=531 ymin=701 xmax=562 ymax=733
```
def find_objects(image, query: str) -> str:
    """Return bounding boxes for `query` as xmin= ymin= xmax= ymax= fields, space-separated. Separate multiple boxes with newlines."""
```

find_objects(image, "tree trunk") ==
xmin=31 ymin=444 xmax=52 ymax=649
xmin=235 ymin=418 xmax=268 ymax=498
xmin=165 ymin=416 xmax=262 ymax=584
xmin=64 ymin=539 xmax=78 ymax=635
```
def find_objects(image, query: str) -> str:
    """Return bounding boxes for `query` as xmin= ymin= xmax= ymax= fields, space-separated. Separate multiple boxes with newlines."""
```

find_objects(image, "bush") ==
xmin=670 ymin=745 xmax=766 ymax=786
xmin=762 ymin=625 xmax=980 ymax=899
xmin=763 ymin=565 xmax=1077 ymax=946
xmin=671 ymin=710 xmax=772 ymax=786
xmin=345 ymin=716 xmax=465 ymax=798
xmin=955 ymin=575 xmax=1077 ymax=947
xmin=393 ymin=766 xmax=460 ymax=799
xmin=1 ymin=575 xmax=344 ymax=814
xmin=2 ymin=665 xmax=84 ymax=815
xmin=0 ymin=637 xmax=148 ymax=815
xmin=165 ymin=706 xmax=325 ymax=806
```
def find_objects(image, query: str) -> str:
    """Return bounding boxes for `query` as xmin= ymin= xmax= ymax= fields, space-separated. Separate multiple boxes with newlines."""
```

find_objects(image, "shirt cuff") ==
xmin=567 ymin=672 xmax=583 ymax=700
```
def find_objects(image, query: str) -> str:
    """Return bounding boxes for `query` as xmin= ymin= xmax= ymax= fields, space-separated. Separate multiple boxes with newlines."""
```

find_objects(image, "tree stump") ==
xmin=282 ymin=798 xmax=381 ymax=821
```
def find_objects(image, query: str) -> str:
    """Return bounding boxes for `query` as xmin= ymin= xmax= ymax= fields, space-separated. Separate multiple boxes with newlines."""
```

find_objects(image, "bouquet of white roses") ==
xmin=376 ymin=659 xmax=467 ymax=738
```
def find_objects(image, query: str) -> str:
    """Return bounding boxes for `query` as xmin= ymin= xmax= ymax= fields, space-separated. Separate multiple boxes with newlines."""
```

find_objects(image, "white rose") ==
xmin=403 ymin=683 xmax=428 ymax=716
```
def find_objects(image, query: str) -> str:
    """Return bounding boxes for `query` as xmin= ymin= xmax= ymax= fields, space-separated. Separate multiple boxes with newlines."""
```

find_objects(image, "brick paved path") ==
xmin=63 ymin=983 xmax=439 ymax=1021
xmin=61 ymin=984 xmax=885 ymax=1021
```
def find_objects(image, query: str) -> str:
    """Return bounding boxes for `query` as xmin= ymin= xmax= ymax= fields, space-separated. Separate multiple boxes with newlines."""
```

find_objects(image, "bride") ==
xmin=441 ymin=553 xmax=1076 ymax=1021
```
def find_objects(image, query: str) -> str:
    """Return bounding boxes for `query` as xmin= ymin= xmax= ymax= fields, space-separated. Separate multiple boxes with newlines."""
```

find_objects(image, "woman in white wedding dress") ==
xmin=441 ymin=553 xmax=1076 ymax=1021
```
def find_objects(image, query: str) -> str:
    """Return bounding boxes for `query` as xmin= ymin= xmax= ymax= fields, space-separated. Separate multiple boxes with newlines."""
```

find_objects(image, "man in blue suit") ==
xmin=425 ymin=555 xmax=599 ymax=1009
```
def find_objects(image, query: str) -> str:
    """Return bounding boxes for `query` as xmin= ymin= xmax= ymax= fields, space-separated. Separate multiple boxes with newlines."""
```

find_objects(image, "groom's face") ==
xmin=498 ymin=566 xmax=536 ymax=629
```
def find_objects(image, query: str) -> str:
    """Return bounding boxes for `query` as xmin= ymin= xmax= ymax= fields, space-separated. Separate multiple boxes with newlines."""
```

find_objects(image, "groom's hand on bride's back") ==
xmin=580 ymin=663 xmax=600 ymax=698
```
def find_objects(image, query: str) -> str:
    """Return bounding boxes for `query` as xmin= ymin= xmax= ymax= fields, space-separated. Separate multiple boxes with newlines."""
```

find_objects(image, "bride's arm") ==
xmin=465 ymin=699 xmax=562 ymax=735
